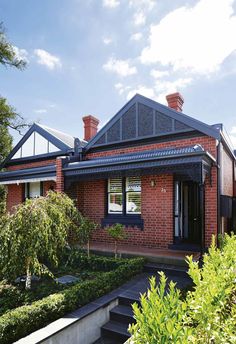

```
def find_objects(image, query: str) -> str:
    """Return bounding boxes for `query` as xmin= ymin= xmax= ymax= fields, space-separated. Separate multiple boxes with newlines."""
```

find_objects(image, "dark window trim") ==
xmin=24 ymin=181 xmax=44 ymax=200
xmin=102 ymin=177 xmax=143 ymax=230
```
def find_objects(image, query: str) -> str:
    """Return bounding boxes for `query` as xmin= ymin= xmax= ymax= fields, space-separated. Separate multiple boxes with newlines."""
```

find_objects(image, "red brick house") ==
xmin=0 ymin=93 xmax=235 ymax=253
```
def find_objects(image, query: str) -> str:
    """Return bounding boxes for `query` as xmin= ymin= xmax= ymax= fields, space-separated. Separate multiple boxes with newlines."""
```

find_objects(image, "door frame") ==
xmin=173 ymin=180 xmax=202 ymax=246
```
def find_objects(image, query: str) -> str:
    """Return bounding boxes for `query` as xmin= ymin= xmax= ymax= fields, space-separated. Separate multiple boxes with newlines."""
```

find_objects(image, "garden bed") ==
xmin=0 ymin=253 xmax=144 ymax=344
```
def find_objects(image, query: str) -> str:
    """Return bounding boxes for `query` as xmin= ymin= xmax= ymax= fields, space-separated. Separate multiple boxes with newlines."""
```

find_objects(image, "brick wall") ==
xmin=78 ymin=175 xmax=174 ymax=249
xmin=83 ymin=135 xmax=218 ymax=248
xmin=205 ymin=167 xmax=218 ymax=247
xmin=6 ymin=184 xmax=24 ymax=212
xmin=221 ymin=146 xmax=234 ymax=196
xmin=7 ymin=159 xmax=55 ymax=171
xmin=43 ymin=181 xmax=56 ymax=195
xmin=87 ymin=136 xmax=217 ymax=159
xmin=55 ymin=158 xmax=64 ymax=192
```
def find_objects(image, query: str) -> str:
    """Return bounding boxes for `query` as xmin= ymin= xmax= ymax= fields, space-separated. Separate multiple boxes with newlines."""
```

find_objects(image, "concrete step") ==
xmin=93 ymin=337 xmax=123 ymax=344
xmin=118 ymin=295 xmax=141 ymax=307
xmin=144 ymin=262 xmax=188 ymax=277
xmin=110 ymin=305 xmax=135 ymax=325
xmin=101 ymin=320 xmax=130 ymax=342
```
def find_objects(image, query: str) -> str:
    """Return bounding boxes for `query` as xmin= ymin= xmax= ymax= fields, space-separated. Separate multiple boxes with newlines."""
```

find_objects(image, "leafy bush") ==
xmin=75 ymin=216 xmax=98 ymax=257
xmin=106 ymin=223 xmax=126 ymax=258
xmin=64 ymin=250 xmax=132 ymax=271
xmin=129 ymin=234 xmax=236 ymax=344
xmin=0 ymin=257 xmax=144 ymax=344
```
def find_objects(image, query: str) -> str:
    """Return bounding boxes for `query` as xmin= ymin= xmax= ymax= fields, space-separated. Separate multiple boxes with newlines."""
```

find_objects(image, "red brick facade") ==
xmin=4 ymin=135 xmax=220 ymax=249
xmin=6 ymin=183 xmax=24 ymax=212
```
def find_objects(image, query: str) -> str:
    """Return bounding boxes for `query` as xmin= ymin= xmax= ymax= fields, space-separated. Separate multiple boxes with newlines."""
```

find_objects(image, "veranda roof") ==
xmin=0 ymin=165 xmax=56 ymax=185
xmin=64 ymin=145 xmax=216 ymax=184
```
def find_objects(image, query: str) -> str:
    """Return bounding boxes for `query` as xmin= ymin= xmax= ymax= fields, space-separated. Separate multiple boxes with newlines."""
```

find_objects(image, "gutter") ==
xmin=217 ymin=142 xmax=221 ymax=245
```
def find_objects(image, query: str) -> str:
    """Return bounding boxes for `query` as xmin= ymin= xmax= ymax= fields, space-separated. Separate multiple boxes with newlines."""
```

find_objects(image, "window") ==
xmin=25 ymin=182 xmax=43 ymax=199
xmin=108 ymin=178 xmax=123 ymax=214
xmin=108 ymin=177 xmax=141 ymax=215
xmin=126 ymin=177 xmax=141 ymax=214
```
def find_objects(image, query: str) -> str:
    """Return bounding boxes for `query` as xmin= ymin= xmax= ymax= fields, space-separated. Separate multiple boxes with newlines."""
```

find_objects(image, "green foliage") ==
xmin=129 ymin=273 xmax=191 ymax=344
xmin=64 ymin=250 xmax=138 ymax=271
xmin=186 ymin=234 xmax=236 ymax=343
xmin=106 ymin=223 xmax=126 ymax=258
xmin=73 ymin=215 xmax=98 ymax=257
xmin=0 ymin=257 xmax=144 ymax=344
xmin=0 ymin=191 xmax=80 ymax=289
xmin=129 ymin=234 xmax=236 ymax=344
xmin=0 ymin=23 xmax=26 ymax=69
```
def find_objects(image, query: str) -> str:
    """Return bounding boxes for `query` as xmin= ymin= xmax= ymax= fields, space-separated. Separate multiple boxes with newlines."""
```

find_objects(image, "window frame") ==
xmin=107 ymin=176 xmax=141 ymax=216
xmin=25 ymin=181 xmax=43 ymax=200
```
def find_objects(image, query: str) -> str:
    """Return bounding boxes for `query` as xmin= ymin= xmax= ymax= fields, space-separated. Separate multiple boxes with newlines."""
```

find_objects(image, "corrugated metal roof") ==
xmin=65 ymin=144 xmax=210 ymax=171
xmin=37 ymin=124 xmax=76 ymax=148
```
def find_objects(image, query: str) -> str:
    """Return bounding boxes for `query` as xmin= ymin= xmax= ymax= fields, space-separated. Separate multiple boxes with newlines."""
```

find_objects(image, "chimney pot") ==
xmin=82 ymin=115 xmax=99 ymax=141
xmin=166 ymin=92 xmax=184 ymax=112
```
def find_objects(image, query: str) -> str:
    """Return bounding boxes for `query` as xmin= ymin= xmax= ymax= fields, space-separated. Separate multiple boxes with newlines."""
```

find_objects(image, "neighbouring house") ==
xmin=0 ymin=93 xmax=236 ymax=252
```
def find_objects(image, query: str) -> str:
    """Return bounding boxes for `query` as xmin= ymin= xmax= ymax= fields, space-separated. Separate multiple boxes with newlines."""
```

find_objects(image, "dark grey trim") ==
xmin=5 ymin=151 xmax=71 ymax=167
xmin=1 ymin=123 xmax=74 ymax=168
xmin=85 ymin=94 xmax=220 ymax=151
xmin=0 ymin=165 xmax=56 ymax=183
xmin=101 ymin=215 xmax=144 ymax=230
xmin=64 ymin=146 xmax=214 ymax=173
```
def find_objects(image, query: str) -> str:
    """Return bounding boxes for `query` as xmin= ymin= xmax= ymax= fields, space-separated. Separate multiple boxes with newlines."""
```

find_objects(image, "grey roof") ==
xmin=85 ymin=93 xmax=220 ymax=150
xmin=37 ymin=124 xmax=76 ymax=148
xmin=64 ymin=145 xmax=214 ymax=183
xmin=64 ymin=144 xmax=215 ymax=172
xmin=0 ymin=165 xmax=56 ymax=184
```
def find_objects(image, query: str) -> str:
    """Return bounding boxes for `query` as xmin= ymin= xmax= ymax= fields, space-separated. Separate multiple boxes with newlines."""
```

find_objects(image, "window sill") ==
xmin=101 ymin=215 xmax=144 ymax=230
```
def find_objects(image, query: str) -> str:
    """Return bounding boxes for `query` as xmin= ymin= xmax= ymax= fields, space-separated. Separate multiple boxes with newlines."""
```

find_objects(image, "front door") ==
xmin=174 ymin=181 xmax=201 ymax=245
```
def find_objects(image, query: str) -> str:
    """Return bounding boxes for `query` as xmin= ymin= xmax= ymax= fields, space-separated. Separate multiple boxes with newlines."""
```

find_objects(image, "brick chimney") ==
xmin=82 ymin=115 xmax=99 ymax=141
xmin=166 ymin=92 xmax=184 ymax=112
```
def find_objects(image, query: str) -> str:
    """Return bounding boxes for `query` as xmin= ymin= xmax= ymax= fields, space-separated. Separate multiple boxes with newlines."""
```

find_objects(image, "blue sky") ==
xmin=1 ymin=0 xmax=236 ymax=147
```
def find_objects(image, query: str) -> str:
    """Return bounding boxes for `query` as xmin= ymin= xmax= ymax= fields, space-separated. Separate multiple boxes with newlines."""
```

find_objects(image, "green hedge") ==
xmin=65 ymin=250 xmax=133 ymax=271
xmin=0 ymin=257 xmax=144 ymax=344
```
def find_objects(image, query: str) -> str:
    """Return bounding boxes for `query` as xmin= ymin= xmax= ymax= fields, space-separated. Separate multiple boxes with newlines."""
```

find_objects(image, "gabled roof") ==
xmin=37 ymin=124 xmax=75 ymax=148
xmin=2 ymin=123 xmax=76 ymax=167
xmin=85 ymin=94 xmax=220 ymax=151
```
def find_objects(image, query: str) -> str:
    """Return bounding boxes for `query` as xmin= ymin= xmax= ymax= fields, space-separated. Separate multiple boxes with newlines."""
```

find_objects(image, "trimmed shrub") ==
xmin=0 ymin=257 xmax=144 ymax=344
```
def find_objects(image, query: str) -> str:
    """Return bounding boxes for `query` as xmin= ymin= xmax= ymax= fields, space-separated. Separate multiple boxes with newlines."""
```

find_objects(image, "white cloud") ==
xmin=103 ymin=0 xmax=120 ymax=8
xmin=34 ymin=49 xmax=62 ymax=70
xmin=140 ymin=0 xmax=236 ymax=74
xmin=13 ymin=46 xmax=29 ymax=63
xmin=103 ymin=37 xmax=113 ymax=45
xmin=129 ymin=0 xmax=155 ymax=11
xmin=103 ymin=57 xmax=137 ymax=77
xmin=127 ymin=86 xmax=155 ymax=100
xmin=133 ymin=11 xmax=146 ymax=26
xmin=154 ymin=78 xmax=193 ymax=103
xmin=34 ymin=109 xmax=47 ymax=114
xmin=150 ymin=69 xmax=170 ymax=78
xmin=130 ymin=32 xmax=143 ymax=41
xmin=114 ymin=82 xmax=131 ymax=95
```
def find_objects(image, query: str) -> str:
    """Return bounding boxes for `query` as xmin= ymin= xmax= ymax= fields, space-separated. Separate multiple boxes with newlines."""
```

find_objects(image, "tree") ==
xmin=0 ymin=191 xmax=80 ymax=289
xmin=106 ymin=223 xmax=126 ymax=258
xmin=0 ymin=23 xmax=28 ymax=214
xmin=0 ymin=23 xmax=26 ymax=69
xmin=76 ymin=216 xmax=98 ymax=257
